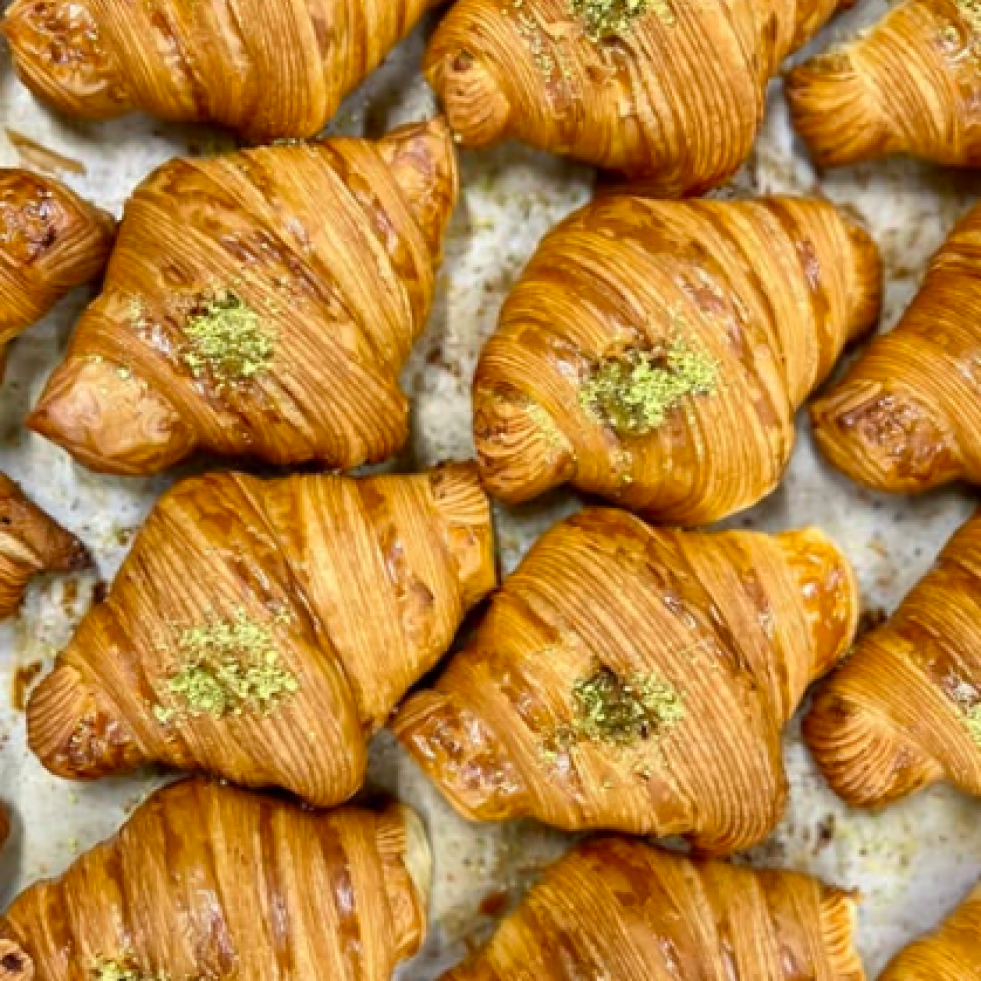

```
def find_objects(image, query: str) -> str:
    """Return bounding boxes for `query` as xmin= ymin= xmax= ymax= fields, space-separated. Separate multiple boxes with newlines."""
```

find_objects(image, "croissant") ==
xmin=0 ymin=169 xmax=113 ymax=359
xmin=0 ymin=473 xmax=90 ymax=619
xmin=2 ymin=0 xmax=439 ymax=143
xmin=425 ymin=0 xmax=854 ymax=194
xmin=27 ymin=462 xmax=495 ymax=805
xmin=473 ymin=195 xmax=882 ymax=525
xmin=805 ymin=510 xmax=981 ymax=807
xmin=810 ymin=201 xmax=981 ymax=494
xmin=880 ymin=882 xmax=981 ymax=980
xmin=0 ymin=777 xmax=429 ymax=981
xmin=788 ymin=0 xmax=981 ymax=169
xmin=393 ymin=507 xmax=858 ymax=855
xmin=26 ymin=120 xmax=457 ymax=476
xmin=441 ymin=838 xmax=865 ymax=981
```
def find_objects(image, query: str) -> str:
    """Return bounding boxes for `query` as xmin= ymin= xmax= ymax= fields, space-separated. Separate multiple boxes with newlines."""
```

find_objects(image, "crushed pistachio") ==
xmin=580 ymin=338 xmax=719 ymax=435
xmin=93 ymin=959 xmax=169 ymax=981
xmin=957 ymin=0 xmax=981 ymax=34
xmin=569 ymin=0 xmax=673 ymax=40
xmin=964 ymin=704 xmax=981 ymax=747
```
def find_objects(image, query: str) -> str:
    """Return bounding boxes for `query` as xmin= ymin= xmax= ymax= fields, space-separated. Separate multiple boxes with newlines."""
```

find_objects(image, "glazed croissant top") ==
xmin=394 ymin=507 xmax=858 ymax=855
xmin=28 ymin=120 xmax=458 ymax=476
xmin=810 ymin=200 xmax=981 ymax=494
xmin=3 ymin=0 xmax=440 ymax=143
xmin=442 ymin=838 xmax=865 ymax=981
xmin=789 ymin=0 xmax=981 ymax=169
xmin=426 ymin=0 xmax=854 ymax=194
xmin=0 ymin=778 xmax=430 ymax=981
xmin=27 ymin=463 xmax=495 ymax=806
xmin=473 ymin=195 xmax=882 ymax=525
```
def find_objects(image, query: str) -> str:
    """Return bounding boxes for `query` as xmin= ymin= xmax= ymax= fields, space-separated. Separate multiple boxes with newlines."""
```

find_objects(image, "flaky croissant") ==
xmin=27 ymin=120 xmax=457 ymax=476
xmin=3 ymin=0 xmax=439 ymax=143
xmin=805 ymin=510 xmax=981 ymax=807
xmin=880 ymin=882 xmax=981 ymax=980
xmin=393 ymin=507 xmax=858 ymax=855
xmin=788 ymin=0 xmax=981 ymax=169
xmin=810 ymin=201 xmax=981 ymax=494
xmin=441 ymin=838 xmax=865 ymax=981
xmin=0 ymin=778 xmax=430 ymax=981
xmin=0 ymin=473 xmax=90 ymax=619
xmin=426 ymin=0 xmax=854 ymax=194
xmin=27 ymin=462 xmax=495 ymax=805
xmin=473 ymin=195 xmax=882 ymax=525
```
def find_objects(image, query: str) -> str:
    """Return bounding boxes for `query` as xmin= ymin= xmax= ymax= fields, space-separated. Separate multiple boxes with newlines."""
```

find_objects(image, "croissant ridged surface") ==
xmin=788 ymin=0 xmax=981 ymax=169
xmin=27 ymin=463 xmax=495 ymax=805
xmin=3 ymin=0 xmax=440 ymax=143
xmin=473 ymin=195 xmax=882 ymax=525
xmin=805 ymin=511 xmax=981 ymax=807
xmin=426 ymin=0 xmax=854 ymax=194
xmin=880 ymin=882 xmax=981 ymax=980
xmin=28 ymin=120 xmax=457 ymax=476
xmin=810 ymin=201 xmax=981 ymax=494
xmin=0 ymin=778 xmax=430 ymax=981
xmin=393 ymin=508 xmax=858 ymax=854
xmin=441 ymin=838 xmax=865 ymax=981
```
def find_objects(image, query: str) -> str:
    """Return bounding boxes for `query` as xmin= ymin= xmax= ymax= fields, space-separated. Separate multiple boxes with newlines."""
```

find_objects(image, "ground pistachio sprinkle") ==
xmin=963 ymin=703 xmax=981 ymax=747
xmin=158 ymin=607 xmax=298 ymax=721
xmin=580 ymin=337 xmax=719 ymax=436
xmin=568 ymin=0 xmax=673 ymax=40
xmin=93 ymin=959 xmax=169 ymax=981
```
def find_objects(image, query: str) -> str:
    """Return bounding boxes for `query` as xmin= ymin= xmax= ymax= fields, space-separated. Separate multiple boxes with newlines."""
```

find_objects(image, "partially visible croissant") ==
xmin=3 ymin=0 xmax=440 ymax=143
xmin=0 ymin=473 xmax=90 ymax=619
xmin=811 ymin=201 xmax=981 ymax=494
xmin=805 ymin=511 xmax=981 ymax=807
xmin=441 ymin=838 xmax=865 ymax=981
xmin=788 ymin=0 xmax=981 ymax=169
xmin=473 ymin=195 xmax=882 ymax=525
xmin=394 ymin=508 xmax=858 ymax=855
xmin=426 ymin=0 xmax=854 ymax=194
xmin=0 ymin=778 xmax=430 ymax=981
xmin=880 ymin=882 xmax=981 ymax=980
xmin=27 ymin=120 xmax=457 ymax=476
xmin=28 ymin=463 xmax=495 ymax=806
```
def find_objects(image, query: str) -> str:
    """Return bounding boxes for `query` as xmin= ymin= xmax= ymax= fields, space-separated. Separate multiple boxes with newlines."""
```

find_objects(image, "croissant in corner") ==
xmin=441 ymin=838 xmax=865 ymax=981
xmin=393 ymin=508 xmax=858 ymax=855
xmin=805 ymin=510 xmax=981 ymax=808
xmin=3 ymin=0 xmax=440 ymax=143
xmin=473 ymin=195 xmax=882 ymax=525
xmin=426 ymin=0 xmax=855 ymax=194
xmin=0 ymin=778 xmax=430 ymax=981
xmin=27 ymin=463 xmax=495 ymax=806
xmin=27 ymin=120 xmax=457 ymax=476
xmin=0 ymin=473 xmax=90 ymax=619
xmin=788 ymin=0 xmax=981 ymax=169
xmin=811 ymin=201 xmax=981 ymax=494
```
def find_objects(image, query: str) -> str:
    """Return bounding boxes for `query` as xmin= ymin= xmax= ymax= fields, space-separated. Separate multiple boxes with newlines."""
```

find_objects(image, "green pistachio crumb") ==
xmin=93 ymin=959 xmax=169 ymax=981
xmin=963 ymin=703 xmax=981 ymax=747
xmin=569 ymin=0 xmax=673 ymax=40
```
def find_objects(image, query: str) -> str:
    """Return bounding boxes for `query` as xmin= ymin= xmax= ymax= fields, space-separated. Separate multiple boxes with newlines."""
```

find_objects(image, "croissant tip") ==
xmin=425 ymin=47 xmax=511 ymax=147
xmin=397 ymin=805 xmax=433 ymax=910
xmin=0 ymin=940 xmax=34 ymax=981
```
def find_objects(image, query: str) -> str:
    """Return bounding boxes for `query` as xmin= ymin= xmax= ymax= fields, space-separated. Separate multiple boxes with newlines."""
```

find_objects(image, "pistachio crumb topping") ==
xmin=93 ymin=959 xmax=169 ymax=981
xmin=964 ymin=704 xmax=981 ymax=747
xmin=580 ymin=337 xmax=719 ymax=436
xmin=569 ymin=0 xmax=673 ymax=40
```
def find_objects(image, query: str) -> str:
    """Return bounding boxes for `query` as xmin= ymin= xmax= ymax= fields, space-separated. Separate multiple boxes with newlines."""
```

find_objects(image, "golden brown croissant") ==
xmin=0 ymin=168 xmax=114 ymax=356
xmin=473 ymin=195 xmax=882 ymax=525
xmin=426 ymin=0 xmax=854 ymax=194
xmin=805 ymin=510 xmax=981 ymax=807
xmin=810 ymin=201 xmax=981 ymax=494
xmin=27 ymin=120 xmax=458 ymax=476
xmin=441 ymin=838 xmax=865 ymax=981
xmin=0 ymin=777 xmax=430 ymax=981
xmin=2 ymin=0 xmax=440 ymax=143
xmin=27 ymin=463 xmax=495 ymax=806
xmin=393 ymin=507 xmax=858 ymax=855
xmin=788 ymin=0 xmax=981 ymax=169
xmin=0 ymin=472 xmax=90 ymax=619
xmin=880 ymin=882 xmax=981 ymax=980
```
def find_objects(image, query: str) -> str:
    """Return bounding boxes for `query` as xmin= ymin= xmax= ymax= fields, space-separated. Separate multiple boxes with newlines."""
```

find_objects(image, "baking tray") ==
xmin=2 ymin=2 xmax=981 ymax=977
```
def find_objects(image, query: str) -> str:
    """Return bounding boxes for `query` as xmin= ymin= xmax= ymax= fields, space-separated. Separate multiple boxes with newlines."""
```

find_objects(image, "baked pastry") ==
xmin=3 ymin=0 xmax=440 ymax=143
xmin=0 ymin=777 xmax=429 ymax=981
xmin=28 ymin=119 xmax=457 ymax=476
xmin=474 ymin=195 xmax=882 ymax=524
xmin=27 ymin=463 xmax=495 ymax=806
xmin=441 ymin=837 xmax=865 ymax=981
xmin=394 ymin=507 xmax=857 ymax=854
